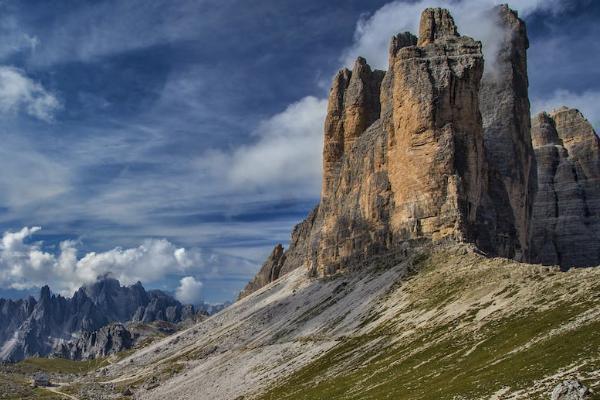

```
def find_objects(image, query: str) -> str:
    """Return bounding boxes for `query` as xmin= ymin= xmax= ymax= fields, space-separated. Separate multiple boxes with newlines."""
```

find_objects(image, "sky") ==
xmin=0 ymin=0 xmax=597 ymax=303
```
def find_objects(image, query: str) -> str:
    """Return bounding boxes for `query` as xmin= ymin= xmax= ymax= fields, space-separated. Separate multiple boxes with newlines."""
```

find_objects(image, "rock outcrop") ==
xmin=325 ymin=6 xmax=501 ymax=267
xmin=51 ymin=318 xmax=200 ymax=360
xmin=480 ymin=5 xmax=536 ymax=260
xmin=551 ymin=380 xmax=592 ymax=400
xmin=239 ymin=244 xmax=286 ymax=298
xmin=530 ymin=107 xmax=600 ymax=267
xmin=0 ymin=278 xmax=200 ymax=361
xmin=322 ymin=58 xmax=385 ymax=196
xmin=53 ymin=323 xmax=133 ymax=360
xmin=240 ymin=7 xmax=525 ymax=298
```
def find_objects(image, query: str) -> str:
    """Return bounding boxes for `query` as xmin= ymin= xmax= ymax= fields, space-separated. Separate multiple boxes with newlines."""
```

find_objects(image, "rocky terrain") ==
xmin=0 ymin=277 xmax=204 ymax=362
xmin=43 ymin=244 xmax=599 ymax=399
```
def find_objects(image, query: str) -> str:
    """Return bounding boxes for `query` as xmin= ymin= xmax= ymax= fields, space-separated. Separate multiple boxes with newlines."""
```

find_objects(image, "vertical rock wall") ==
xmin=480 ymin=5 xmax=537 ymax=260
xmin=530 ymin=108 xmax=600 ymax=267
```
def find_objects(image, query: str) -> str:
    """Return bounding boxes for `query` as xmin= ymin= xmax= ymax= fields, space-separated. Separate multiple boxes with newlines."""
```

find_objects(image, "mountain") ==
xmin=80 ymin=244 xmax=600 ymax=399
xmin=240 ymin=5 xmax=600 ymax=299
xmin=0 ymin=277 xmax=201 ymax=362
xmin=62 ymin=5 xmax=600 ymax=399
xmin=52 ymin=319 xmax=203 ymax=361
xmin=5 ymin=5 xmax=600 ymax=399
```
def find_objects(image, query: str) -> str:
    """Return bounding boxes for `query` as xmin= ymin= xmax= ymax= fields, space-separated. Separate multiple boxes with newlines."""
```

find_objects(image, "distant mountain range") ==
xmin=0 ymin=277 xmax=215 ymax=361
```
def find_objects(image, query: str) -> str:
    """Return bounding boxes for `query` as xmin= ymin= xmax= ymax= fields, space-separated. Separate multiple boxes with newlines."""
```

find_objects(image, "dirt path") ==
xmin=43 ymin=384 xmax=80 ymax=400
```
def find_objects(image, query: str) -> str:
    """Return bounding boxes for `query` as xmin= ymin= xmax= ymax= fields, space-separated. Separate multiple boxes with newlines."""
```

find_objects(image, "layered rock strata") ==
xmin=530 ymin=107 xmax=600 ymax=267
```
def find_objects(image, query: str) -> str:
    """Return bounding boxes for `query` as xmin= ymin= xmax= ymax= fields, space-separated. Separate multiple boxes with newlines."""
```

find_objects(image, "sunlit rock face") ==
xmin=241 ymin=7 xmax=522 ymax=298
xmin=530 ymin=107 xmax=600 ymax=267
xmin=240 ymin=5 xmax=600 ymax=299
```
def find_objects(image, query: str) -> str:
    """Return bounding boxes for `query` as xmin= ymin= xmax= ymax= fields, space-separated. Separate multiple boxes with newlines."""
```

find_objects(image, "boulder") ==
xmin=551 ymin=380 xmax=591 ymax=400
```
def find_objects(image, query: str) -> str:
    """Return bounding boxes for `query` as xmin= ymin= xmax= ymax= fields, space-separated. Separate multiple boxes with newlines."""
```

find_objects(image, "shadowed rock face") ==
xmin=0 ymin=278 xmax=198 ymax=361
xmin=53 ymin=323 xmax=133 ymax=360
xmin=480 ymin=4 xmax=536 ymax=260
xmin=239 ymin=244 xmax=286 ymax=299
xmin=530 ymin=108 xmax=600 ymax=267
xmin=322 ymin=58 xmax=385 ymax=197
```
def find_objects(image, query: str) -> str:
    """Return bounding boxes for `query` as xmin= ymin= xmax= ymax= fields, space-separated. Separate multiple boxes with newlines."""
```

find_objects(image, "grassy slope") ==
xmin=257 ymin=249 xmax=600 ymax=400
xmin=0 ymin=357 xmax=108 ymax=399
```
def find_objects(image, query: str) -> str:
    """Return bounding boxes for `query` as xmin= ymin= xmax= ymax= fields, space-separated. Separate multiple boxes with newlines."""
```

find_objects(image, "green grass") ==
xmin=19 ymin=356 xmax=109 ymax=374
xmin=259 ymin=303 xmax=600 ymax=399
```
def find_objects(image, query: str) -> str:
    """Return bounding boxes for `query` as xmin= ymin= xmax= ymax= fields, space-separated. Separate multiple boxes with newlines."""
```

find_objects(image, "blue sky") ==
xmin=0 ymin=0 xmax=597 ymax=303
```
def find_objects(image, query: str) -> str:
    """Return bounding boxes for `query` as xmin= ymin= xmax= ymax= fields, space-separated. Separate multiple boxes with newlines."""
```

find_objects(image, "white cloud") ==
xmin=340 ymin=0 xmax=570 ymax=71
xmin=0 ymin=226 xmax=202 ymax=295
xmin=200 ymin=96 xmax=327 ymax=195
xmin=0 ymin=136 xmax=70 ymax=209
xmin=28 ymin=0 xmax=214 ymax=66
xmin=0 ymin=12 xmax=39 ymax=61
xmin=532 ymin=89 xmax=600 ymax=131
xmin=175 ymin=276 xmax=203 ymax=304
xmin=0 ymin=67 xmax=60 ymax=121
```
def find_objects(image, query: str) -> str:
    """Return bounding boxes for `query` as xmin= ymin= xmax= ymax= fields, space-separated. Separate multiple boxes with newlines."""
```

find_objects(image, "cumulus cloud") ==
xmin=340 ymin=0 xmax=570 ymax=71
xmin=201 ymin=96 xmax=327 ymax=194
xmin=0 ymin=67 xmax=60 ymax=121
xmin=175 ymin=276 xmax=204 ymax=304
xmin=0 ymin=226 xmax=201 ymax=295
xmin=532 ymin=89 xmax=600 ymax=131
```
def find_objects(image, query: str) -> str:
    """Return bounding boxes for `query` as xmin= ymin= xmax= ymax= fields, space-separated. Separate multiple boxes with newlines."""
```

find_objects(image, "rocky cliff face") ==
xmin=530 ymin=107 xmax=600 ymax=267
xmin=0 ymin=297 xmax=36 ymax=346
xmin=240 ymin=6 xmax=600 ymax=299
xmin=241 ymin=7 xmax=518 ymax=298
xmin=239 ymin=244 xmax=286 ymax=299
xmin=0 ymin=278 xmax=199 ymax=361
xmin=53 ymin=323 xmax=133 ymax=360
xmin=479 ymin=5 xmax=536 ymax=260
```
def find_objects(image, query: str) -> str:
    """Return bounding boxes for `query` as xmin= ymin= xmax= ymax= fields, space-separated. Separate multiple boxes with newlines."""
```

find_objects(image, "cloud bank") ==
xmin=227 ymin=96 xmax=327 ymax=192
xmin=200 ymin=96 xmax=327 ymax=195
xmin=0 ymin=226 xmax=206 ymax=296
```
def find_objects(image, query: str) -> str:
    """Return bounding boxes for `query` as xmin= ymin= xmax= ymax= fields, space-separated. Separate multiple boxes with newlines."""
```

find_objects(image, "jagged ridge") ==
xmin=0 ymin=278 xmax=201 ymax=361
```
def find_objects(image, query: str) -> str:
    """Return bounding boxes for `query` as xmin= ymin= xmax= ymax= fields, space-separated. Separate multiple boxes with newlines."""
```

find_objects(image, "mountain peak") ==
xmin=39 ymin=285 xmax=51 ymax=301
xmin=417 ymin=8 xmax=459 ymax=46
xmin=0 ymin=277 xmax=196 ymax=361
